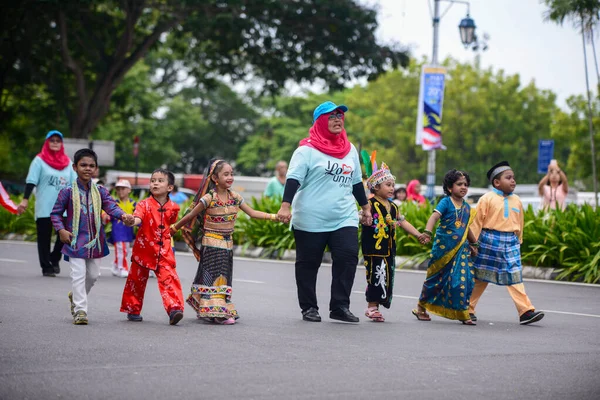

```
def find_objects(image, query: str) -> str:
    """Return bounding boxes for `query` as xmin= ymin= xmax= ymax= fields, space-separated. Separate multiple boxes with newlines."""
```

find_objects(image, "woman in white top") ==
xmin=276 ymin=101 xmax=373 ymax=323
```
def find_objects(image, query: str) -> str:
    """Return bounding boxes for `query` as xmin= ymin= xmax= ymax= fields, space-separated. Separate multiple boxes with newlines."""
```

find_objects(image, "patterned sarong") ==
xmin=473 ymin=229 xmax=522 ymax=285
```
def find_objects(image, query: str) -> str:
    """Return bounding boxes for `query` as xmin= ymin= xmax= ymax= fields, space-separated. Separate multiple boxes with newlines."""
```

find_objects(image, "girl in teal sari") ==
xmin=412 ymin=170 xmax=479 ymax=325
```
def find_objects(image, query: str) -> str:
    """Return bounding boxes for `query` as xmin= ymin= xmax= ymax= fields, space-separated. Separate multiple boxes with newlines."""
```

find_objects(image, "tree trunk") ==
xmin=581 ymin=16 xmax=599 ymax=207
xmin=60 ymin=5 xmax=182 ymax=138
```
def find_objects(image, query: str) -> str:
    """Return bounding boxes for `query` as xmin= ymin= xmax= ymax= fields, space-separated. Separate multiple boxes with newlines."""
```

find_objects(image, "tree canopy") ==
xmin=239 ymin=59 xmax=579 ymax=188
xmin=1 ymin=0 xmax=407 ymax=139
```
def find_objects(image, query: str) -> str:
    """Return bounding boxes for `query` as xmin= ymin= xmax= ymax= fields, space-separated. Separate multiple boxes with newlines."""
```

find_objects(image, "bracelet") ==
xmin=170 ymin=224 xmax=178 ymax=232
xmin=469 ymin=241 xmax=479 ymax=248
xmin=423 ymin=229 xmax=433 ymax=237
xmin=264 ymin=212 xmax=276 ymax=221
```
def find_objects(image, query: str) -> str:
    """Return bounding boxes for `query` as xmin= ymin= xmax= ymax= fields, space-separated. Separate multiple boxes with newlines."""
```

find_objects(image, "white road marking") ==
xmin=542 ymin=310 xmax=600 ymax=318
xmin=352 ymin=290 xmax=418 ymax=300
xmin=2 ymin=241 xmax=600 ymax=288
xmin=352 ymin=291 xmax=600 ymax=318
xmin=0 ymin=258 xmax=26 ymax=263
xmin=233 ymin=279 xmax=265 ymax=284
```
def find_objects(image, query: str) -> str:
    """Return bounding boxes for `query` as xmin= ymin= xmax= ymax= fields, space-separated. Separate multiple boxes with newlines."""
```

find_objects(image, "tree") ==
xmin=242 ymin=59 xmax=561 ymax=187
xmin=550 ymin=95 xmax=600 ymax=187
xmin=93 ymin=62 xmax=258 ymax=175
xmin=543 ymin=0 xmax=600 ymax=206
xmin=236 ymin=93 xmax=347 ymax=175
xmin=1 ymin=0 xmax=408 ymax=140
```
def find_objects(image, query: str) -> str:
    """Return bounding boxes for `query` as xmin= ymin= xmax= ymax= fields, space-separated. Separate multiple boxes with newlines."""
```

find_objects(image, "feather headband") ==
xmin=361 ymin=149 xmax=395 ymax=189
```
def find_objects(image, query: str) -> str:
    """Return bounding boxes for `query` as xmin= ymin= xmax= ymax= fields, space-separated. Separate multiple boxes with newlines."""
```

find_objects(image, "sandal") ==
xmin=462 ymin=319 xmax=476 ymax=326
xmin=411 ymin=308 xmax=431 ymax=321
xmin=365 ymin=307 xmax=385 ymax=322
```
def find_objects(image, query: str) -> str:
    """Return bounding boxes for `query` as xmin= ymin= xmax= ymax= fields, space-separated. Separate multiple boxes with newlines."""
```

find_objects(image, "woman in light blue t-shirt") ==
xmin=277 ymin=101 xmax=373 ymax=324
xmin=17 ymin=131 xmax=75 ymax=277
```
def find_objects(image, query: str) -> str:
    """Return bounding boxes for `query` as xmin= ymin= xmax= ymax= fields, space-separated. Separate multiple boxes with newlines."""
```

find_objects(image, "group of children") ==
xmin=51 ymin=149 xmax=276 ymax=325
xmin=50 ymin=146 xmax=544 ymax=327
xmin=361 ymin=157 xmax=544 ymax=326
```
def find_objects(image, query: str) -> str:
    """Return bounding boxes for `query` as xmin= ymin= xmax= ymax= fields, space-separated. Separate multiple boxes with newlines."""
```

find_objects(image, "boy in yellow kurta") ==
xmin=468 ymin=161 xmax=545 ymax=325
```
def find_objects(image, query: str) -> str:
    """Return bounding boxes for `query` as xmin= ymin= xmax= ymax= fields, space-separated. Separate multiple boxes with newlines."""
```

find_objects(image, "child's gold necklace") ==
xmin=451 ymin=197 xmax=463 ymax=228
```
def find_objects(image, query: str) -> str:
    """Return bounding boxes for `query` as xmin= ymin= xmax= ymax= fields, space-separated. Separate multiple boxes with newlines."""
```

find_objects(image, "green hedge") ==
xmin=2 ymin=194 xmax=599 ymax=283
xmin=521 ymin=204 xmax=600 ymax=284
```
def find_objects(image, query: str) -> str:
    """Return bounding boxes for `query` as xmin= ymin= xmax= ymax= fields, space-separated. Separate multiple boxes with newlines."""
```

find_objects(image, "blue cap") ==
xmin=46 ymin=130 xmax=64 ymax=140
xmin=313 ymin=101 xmax=348 ymax=123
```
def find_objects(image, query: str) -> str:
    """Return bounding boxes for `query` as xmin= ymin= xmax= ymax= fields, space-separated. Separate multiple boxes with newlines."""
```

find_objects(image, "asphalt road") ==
xmin=1 ymin=240 xmax=599 ymax=400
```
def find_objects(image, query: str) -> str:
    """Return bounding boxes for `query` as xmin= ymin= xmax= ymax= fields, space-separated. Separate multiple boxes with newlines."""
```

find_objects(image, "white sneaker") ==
xmin=111 ymin=265 xmax=120 ymax=277
xmin=149 ymin=271 xmax=156 ymax=278
xmin=119 ymin=269 xmax=129 ymax=278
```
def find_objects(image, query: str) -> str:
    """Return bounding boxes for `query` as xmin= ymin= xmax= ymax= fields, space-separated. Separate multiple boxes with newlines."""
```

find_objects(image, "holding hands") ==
xmin=277 ymin=203 xmax=292 ymax=224
xmin=16 ymin=199 xmax=28 ymax=215
xmin=359 ymin=207 xmax=373 ymax=226
xmin=469 ymin=243 xmax=479 ymax=258
xmin=418 ymin=233 xmax=431 ymax=245
xmin=121 ymin=214 xmax=135 ymax=226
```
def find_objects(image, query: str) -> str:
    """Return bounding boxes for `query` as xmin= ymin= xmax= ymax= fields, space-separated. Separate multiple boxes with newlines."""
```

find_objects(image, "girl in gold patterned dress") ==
xmin=171 ymin=159 xmax=278 ymax=325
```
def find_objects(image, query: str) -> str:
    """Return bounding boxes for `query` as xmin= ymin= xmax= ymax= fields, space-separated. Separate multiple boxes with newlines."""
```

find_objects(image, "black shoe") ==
xmin=469 ymin=313 xmax=477 ymax=322
xmin=169 ymin=310 xmax=184 ymax=325
xmin=127 ymin=313 xmax=143 ymax=322
xmin=52 ymin=264 xmax=60 ymax=274
xmin=520 ymin=310 xmax=544 ymax=325
xmin=302 ymin=307 xmax=321 ymax=322
xmin=42 ymin=271 xmax=56 ymax=277
xmin=330 ymin=307 xmax=359 ymax=323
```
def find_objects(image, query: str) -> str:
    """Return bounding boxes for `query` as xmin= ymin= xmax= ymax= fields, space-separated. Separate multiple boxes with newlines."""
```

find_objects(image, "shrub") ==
xmin=522 ymin=204 xmax=600 ymax=283
xmin=233 ymin=196 xmax=295 ymax=257
xmin=0 ymin=194 xmax=36 ymax=240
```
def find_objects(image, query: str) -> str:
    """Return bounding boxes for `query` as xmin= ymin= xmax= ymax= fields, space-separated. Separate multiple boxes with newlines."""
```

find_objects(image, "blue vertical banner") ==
xmin=416 ymin=65 xmax=447 ymax=150
xmin=538 ymin=140 xmax=555 ymax=174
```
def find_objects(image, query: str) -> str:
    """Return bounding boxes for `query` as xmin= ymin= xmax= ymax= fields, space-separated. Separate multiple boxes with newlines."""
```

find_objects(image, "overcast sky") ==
xmin=369 ymin=0 xmax=593 ymax=108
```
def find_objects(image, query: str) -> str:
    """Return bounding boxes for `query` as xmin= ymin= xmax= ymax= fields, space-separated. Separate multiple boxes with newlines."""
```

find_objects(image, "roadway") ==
xmin=1 ymin=240 xmax=598 ymax=400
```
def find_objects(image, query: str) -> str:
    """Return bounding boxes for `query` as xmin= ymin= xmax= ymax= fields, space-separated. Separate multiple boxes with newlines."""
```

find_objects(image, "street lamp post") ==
xmin=425 ymin=0 xmax=478 ymax=200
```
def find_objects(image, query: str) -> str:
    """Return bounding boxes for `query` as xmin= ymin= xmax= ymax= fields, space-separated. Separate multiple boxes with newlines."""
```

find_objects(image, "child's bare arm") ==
xmin=425 ymin=211 xmax=441 ymax=233
xmin=398 ymin=219 xmax=423 ymax=238
xmin=239 ymin=203 xmax=278 ymax=221
xmin=467 ymin=228 xmax=477 ymax=244
xmin=132 ymin=216 xmax=143 ymax=226
xmin=172 ymin=201 xmax=206 ymax=231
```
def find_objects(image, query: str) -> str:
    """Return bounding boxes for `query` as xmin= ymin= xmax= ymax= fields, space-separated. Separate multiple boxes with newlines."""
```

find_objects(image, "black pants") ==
xmin=293 ymin=227 xmax=358 ymax=312
xmin=36 ymin=217 xmax=64 ymax=273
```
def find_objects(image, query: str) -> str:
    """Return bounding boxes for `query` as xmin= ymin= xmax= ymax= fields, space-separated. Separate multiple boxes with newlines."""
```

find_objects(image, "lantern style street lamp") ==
xmin=459 ymin=15 xmax=476 ymax=47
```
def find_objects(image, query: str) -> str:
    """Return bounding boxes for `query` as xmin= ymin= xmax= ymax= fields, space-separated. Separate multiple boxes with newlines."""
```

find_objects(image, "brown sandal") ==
xmin=411 ymin=309 xmax=431 ymax=321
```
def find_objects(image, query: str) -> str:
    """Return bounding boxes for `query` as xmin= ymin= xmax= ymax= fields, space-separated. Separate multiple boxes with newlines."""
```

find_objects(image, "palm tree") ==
xmin=543 ymin=0 xmax=600 ymax=207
